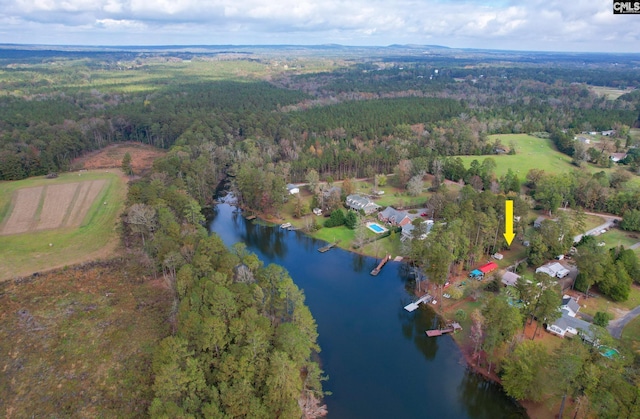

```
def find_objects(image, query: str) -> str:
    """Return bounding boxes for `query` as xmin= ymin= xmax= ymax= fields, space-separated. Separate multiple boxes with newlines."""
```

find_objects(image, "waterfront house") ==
xmin=345 ymin=194 xmax=380 ymax=215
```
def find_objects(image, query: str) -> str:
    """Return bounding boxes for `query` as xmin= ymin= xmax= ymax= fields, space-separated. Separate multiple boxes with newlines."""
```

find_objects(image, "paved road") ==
xmin=630 ymin=242 xmax=640 ymax=250
xmin=607 ymin=305 xmax=640 ymax=339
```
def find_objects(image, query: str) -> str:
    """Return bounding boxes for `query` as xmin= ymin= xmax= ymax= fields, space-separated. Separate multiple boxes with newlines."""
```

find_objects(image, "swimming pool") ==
xmin=367 ymin=222 xmax=388 ymax=234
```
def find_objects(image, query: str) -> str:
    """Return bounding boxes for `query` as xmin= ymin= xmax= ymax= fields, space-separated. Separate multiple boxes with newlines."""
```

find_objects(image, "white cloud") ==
xmin=0 ymin=0 xmax=637 ymax=51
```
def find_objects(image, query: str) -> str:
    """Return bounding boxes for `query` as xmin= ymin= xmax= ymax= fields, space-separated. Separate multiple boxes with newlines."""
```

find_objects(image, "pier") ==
xmin=425 ymin=322 xmax=462 ymax=337
xmin=318 ymin=240 xmax=340 ymax=253
xmin=370 ymin=254 xmax=391 ymax=276
xmin=404 ymin=294 xmax=433 ymax=312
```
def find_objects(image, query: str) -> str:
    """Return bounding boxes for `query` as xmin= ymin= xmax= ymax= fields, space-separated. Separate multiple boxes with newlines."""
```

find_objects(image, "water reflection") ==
xmin=208 ymin=202 xmax=527 ymax=419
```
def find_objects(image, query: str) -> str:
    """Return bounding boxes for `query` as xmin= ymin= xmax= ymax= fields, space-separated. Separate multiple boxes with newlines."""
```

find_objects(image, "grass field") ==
xmin=597 ymin=227 xmax=640 ymax=252
xmin=0 ymin=171 xmax=127 ymax=280
xmin=589 ymin=85 xmax=635 ymax=100
xmin=457 ymin=134 xmax=640 ymax=187
xmin=457 ymin=134 xmax=575 ymax=178
xmin=621 ymin=316 xmax=640 ymax=355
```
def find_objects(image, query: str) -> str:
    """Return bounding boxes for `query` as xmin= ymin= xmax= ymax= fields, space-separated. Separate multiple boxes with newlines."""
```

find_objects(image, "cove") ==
xmin=209 ymin=201 xmax=527 ymax=419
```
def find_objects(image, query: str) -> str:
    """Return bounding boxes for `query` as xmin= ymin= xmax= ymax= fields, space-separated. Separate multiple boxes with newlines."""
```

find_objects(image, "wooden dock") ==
xmin=245 ymin=215 xmax=257 ymax=220
xmin=404 ymin=294 xmax=433 ymax=312
xmin=370 ymin=254 xmax=391 ymax=276
xmin=425 ymin=323 xmax=462 ymax=337
xmin=318 ymin=240 xmax=340 ymax=253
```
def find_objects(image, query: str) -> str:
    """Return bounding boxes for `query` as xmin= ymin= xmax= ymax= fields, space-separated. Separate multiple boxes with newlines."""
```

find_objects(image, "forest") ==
xmin=2 ymin=45 xmax=640 ymax=417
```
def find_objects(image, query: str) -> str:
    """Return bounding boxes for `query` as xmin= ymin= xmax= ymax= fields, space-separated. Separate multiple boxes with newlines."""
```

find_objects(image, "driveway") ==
xmin=607 ymin=305 xmax=640 ymax=339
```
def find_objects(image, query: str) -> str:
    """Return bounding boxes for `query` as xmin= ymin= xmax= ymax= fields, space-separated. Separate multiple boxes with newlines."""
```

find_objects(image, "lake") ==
xmin=208 ymin=201 xmax=526 ymax=419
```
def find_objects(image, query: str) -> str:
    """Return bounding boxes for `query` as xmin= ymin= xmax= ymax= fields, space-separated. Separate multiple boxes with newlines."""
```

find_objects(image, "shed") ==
xmin=469 ymin=269 xmax=483 ymax=278
xmin=479 ymin=262 xmax=498 ymax=274
xmin=501 ymin=271 xmax=521 ymax=287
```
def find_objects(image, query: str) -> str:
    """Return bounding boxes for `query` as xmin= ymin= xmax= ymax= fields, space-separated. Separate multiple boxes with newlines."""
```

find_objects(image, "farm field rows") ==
xmin=0 ymin=171 xmax=126 ymax=280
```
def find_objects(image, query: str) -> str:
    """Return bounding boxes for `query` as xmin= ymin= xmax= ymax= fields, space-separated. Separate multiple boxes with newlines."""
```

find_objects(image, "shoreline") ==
xmin=219 ymin=201 xmax=535 ymax=417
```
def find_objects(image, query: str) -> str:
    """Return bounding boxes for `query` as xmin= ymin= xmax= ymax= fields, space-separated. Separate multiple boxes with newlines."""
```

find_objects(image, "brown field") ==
xmin=1 ymin=180 xmax=106 ymax=235
xmin=72 ymin=142 xmax=166 ymax=174
xmin=66 ymin=180 xmax=107 ymax=227
xmin=1 ymin=186 xmax=43 ymax=235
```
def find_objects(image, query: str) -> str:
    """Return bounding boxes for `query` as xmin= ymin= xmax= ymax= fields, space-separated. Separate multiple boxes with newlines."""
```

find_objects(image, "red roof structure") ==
xmin=478 ymin=262 xmax=498 ymax=274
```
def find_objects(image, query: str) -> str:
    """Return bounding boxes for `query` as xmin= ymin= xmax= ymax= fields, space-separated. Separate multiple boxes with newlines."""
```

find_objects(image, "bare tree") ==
xmin=126 ymin=203 xmax=156 ymax=247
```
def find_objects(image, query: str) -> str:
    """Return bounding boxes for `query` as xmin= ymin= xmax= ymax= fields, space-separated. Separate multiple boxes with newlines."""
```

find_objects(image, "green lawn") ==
xmin=597 ymin=227 xmax=640 ymax=251
xmin=579 ymin=285 xmax=640 ymax=316
xmin=456 ymin=134 xmax=640 ymax=187
xmin=456 ymin=134 xmax=575 ymax=178
xmin=621 ymin=315 xmax=640 ymax=355
xmin=0 ymin=171 xmax=126 ymax=280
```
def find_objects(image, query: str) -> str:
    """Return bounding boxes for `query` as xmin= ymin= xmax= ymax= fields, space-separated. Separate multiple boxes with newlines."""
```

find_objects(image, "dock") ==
xmin=404 ymin=294 xmax=433 ymax=312
xmin=245 ymin=215 xmax=257 ymax=220
xmin=318 ymin=240 xmax=340 ymax=253
xmin=425 ymin=322 xmax=462 ymax=337
xmin=370 ymin=254 xmax=391 ymax=276
xmin=280 ymin=222 xmax=292 ymax=229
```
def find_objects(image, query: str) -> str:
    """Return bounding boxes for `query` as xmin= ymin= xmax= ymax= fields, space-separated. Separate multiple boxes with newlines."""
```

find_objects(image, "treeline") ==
xmin=123 ymin=154 xmax=326 ymax=417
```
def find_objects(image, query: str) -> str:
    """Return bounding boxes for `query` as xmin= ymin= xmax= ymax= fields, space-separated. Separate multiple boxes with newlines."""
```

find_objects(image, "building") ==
xmin=610 ymin=153 xmax=627 ymax=163
xmin=536 ymin=262 xmax=570 ymax=279
xmin=470 ymin=261 xmax=498 ymax=279
xmin=401 ymin=219 xmax=434 ymax=241
xmin=378 ymin=207 xmax=413 ymax=226
xmin=286 ymin=184 xmax=300 ymax=195
xmin=547 ymin=295 xmax=597 ymax=343
xmin=345 ymin=194 xmax=380 ymax=215
xmin=501 ymin=271 xmax=521 ymax=287
xmin=602 ymin=130 xmax=616 ymax=136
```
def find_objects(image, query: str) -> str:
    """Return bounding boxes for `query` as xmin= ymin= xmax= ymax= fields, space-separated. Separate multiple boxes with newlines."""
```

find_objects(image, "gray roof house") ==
xmin=561 ymin=295 xmax=580 ymax=318
xmin=345 ymin=194 xmax=380 ymax=215
xmin=501 ymin=271 xmax=521 ymax=287
xmin=547 ymin=312 xmax=594 ymax=341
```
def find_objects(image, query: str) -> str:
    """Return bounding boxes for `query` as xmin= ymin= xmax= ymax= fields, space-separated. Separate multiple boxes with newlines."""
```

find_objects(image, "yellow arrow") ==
xmin=504 ymin=200 xmax=515 ymax=246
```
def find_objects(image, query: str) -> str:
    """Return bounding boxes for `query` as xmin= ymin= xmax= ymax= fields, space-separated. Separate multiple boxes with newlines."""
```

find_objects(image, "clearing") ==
xmin=0 ymin=171 xmax=126 ymax=281
xmin=0 ymin=260 xmax=172 ymax=418
xmin=71 ymin=142 xmax=166 ymax=174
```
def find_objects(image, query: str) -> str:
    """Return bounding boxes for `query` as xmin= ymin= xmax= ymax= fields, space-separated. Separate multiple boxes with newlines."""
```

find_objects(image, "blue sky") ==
xmin=0 ymin=0 xmax=638 ymax=52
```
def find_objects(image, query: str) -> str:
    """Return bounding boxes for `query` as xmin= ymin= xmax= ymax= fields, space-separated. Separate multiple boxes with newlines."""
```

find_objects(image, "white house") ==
xmin=560 ymin=295 xmax=580 ymax=317
xmin=345 ymin=194 xmax=380 ymax=215
xmin=536 ymin=262 xmax=570 ymax=279
xmin=547 ymin=313 xmax=593 ymax=340
xmin=610 ymin=153 xmax=627 ymax=163
xmin=286 ymin=184 xmax=300 ymax=195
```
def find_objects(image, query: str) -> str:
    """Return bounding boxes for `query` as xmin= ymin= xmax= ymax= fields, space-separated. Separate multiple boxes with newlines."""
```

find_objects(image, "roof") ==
xmin=536 ymin=262 xmax=569 ymax=277
xmin=610 ymin=153 xmax=627 ymax=161
xmin=470 ymin=269 xmax=483 ymax=277
xmin=551 ymin=312 xmax=594 ymax=340
xmin=561 ymin=296 xmax=580 ymax=315
xmin=501 ymin=271 xmax=520 ymax=286
xmin=534 ymin=216 xmax=547 ymax=226
xmin=479 ymin=262 xmax=498 ymax=274
xmin=379 ymin=207 xmax=408 ymax=223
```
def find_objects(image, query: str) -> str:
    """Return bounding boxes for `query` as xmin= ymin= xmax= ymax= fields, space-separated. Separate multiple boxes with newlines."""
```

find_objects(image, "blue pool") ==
xmin=367 ymin=222 xmax=387 ymax=234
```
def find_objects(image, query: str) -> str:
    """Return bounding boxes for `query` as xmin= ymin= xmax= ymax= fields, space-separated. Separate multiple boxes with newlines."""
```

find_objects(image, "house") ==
xmin=401 ymin=220 xmax=433 ymax=242
xmin=534 ymin=216 xmax=546 ymax=228
xmin=561 ymin=295 xmax=580 ymax=317
xmin=286 ymin=184 xmax=300 ymax=195
xmin=536 ymin=262 xmax=570 ymax=279
xmin=322 ymin=186 xmax=342 ymax=199
xmin=610 ymin=153 xmax=627 ymax=163
xmin=378 ymin=207 xmax=413 ymax=227
xmin=602 ymin=130 xmax=616 ymax=136
xmin=312 ymin=208 xmax=322 ymax=216
xmin=501 ymin=271 xmax=520 ymax=287
xmin=576 ymin=136 xmax=591 ymax=144
xmin=547 ymin=313 xmax=594 ymax=341
xmin=345 ymin=194 xmax=380 ymax=215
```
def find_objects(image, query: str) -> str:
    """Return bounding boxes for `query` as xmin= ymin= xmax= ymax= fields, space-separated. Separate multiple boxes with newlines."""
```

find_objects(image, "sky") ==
xmin=0 ymin=0 xmax=638 ymax=52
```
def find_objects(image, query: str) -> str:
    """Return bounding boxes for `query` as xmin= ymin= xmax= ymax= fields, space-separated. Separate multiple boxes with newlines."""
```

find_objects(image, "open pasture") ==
xmin=456 ymin=134 xmax=574 ymax=178
xmin=0 ymin=171 xmax=126 ymax=280
xmin=589 ymin=85 xmax=634 ymax=100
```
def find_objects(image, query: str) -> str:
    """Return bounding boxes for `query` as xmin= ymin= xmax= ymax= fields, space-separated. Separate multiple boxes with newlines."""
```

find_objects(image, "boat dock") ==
xmin=245 ymin=215 xmax=257 ymax=220
xmin=370 ymin=254 xmax=391 ymax=276
xmin=404 ymin=294 xmax=433 ymax=312
xmin=280 ymin=222 xmax=292 ymax=229
xmin=425 ymin=322 xmax=462 ymax=337
xmin=318 ymin=240 xmax=340 ymax=253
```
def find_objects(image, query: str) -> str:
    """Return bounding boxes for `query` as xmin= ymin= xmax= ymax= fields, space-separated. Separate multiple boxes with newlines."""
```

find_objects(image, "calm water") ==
xmin=209 ymin=202 xmax=526 ymax=419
